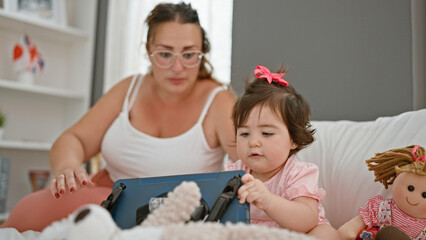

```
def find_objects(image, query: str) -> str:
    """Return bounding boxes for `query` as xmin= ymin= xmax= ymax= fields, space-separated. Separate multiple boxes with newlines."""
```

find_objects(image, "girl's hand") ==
xmin=238 ymin=173 xmax=273 ymax=211
xmin=49 ymin=166 xmax=90 ymax=198
xmin=337 ymin=215 xmax=366 ymax=240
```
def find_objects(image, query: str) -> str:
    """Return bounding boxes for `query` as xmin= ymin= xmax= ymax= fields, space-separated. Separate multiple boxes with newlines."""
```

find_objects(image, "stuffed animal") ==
xmin=337 ymin=145 xmax=426 ymax=240
xmin=38 ymin=181 xmax=315 ymax=240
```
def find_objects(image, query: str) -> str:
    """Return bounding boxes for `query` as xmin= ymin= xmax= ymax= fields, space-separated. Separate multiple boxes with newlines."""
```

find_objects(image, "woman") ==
xmin=1 ymin=2 xmax=237 ymax=232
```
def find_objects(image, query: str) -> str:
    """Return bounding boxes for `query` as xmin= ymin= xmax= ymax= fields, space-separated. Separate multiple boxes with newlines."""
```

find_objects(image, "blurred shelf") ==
xmin=0 ymin=79 xmax=85 ymax=100
xmin=0 ymin=9 xmax=87 ymax=42
xmin=0 ymin=139 xmax=51 ymax=151
xmin=0 ymin=212 xmax=9 ymax=222
xmin=0 ymin=0 xmax=96 ymax=219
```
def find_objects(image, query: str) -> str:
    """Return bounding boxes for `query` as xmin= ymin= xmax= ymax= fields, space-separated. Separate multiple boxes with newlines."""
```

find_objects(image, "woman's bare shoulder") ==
xmin=214 ymin=88 xmax=236 ymax=107
xmin=209 ymin=81 xmax=236 ymax=105
xmin=94 ymin=75 xmax=139 ymax=109
xmin=199 ymin=80 xmax=235 ymax=116
xmin=199 ymin=79 xmax=235 ymax=97
xmin=106 ymin=75 xmax=135 ymax=94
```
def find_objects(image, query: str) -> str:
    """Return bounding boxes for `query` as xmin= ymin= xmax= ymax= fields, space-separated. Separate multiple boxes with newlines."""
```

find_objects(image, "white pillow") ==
xmin=296 ymin=109 xmax=426 ymax=228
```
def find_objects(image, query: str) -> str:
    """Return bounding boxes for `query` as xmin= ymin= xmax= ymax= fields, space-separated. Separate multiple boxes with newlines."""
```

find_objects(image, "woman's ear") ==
xmin=291 ymin=142 xmax=298 ymax=150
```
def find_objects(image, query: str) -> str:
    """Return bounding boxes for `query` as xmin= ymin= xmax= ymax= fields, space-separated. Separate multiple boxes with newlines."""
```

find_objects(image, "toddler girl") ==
xmin=226 ymin=65 xmax=340 ymax=240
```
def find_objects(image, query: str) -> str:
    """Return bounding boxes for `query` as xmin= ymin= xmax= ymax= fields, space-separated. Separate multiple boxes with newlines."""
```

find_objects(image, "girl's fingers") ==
xmin=238 ymin=186 xmax=247 ymax=198
xmin=246 ymin=191 xmax=261 ymax=204
xmin=238 ymin=185 xmax=246 ymax=194
xmin=241 ymin=173 xmax=255 ymax=184
xmin=238 ymin=181 xmax=255 ymax=192
xmin=238 ymin=177 xmax=259 ymax=203
xmin=239 ymin=189 xmax=249 ymax=204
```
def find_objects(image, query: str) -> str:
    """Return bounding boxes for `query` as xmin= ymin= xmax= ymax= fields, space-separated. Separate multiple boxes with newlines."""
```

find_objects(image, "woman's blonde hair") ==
xmin=366 ymin=145 xmax=426 ymax=189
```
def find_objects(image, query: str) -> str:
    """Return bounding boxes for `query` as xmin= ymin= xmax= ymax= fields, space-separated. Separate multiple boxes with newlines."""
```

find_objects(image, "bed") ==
xmin=1 ymin=109 xmax=425 ymax=239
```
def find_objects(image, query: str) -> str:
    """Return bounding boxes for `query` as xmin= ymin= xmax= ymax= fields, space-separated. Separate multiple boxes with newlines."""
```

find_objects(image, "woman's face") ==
xmin=147 ymin=21 xmax=203 ymax=94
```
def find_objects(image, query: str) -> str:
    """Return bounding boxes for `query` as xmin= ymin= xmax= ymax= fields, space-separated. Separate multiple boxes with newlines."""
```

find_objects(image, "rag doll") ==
xmin=338 ymin=145 xmax=426 ymax=240
xmin=38 ymin=181 xmax=316 ymax=240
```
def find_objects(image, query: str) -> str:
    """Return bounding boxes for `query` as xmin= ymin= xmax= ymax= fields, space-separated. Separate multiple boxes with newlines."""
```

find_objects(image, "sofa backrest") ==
xmin=296 ymin=109 xmax=426 ymax=228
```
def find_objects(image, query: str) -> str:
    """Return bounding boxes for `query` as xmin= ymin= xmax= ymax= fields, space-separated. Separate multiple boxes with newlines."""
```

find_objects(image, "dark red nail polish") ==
xmin=70 ymin=187 xmax=76 ymax=192
xmin=55 ymin=193 xmax=60 ymax=198
xmin=82 ymin=180 xmax=88 ymax=186
xmin=60 ymin=189 xmax=65 ymax=194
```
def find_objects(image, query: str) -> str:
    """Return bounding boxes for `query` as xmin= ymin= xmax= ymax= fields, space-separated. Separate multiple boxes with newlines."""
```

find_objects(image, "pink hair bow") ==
xmin=254 ymin=65 xmax=288 ymax=87
xmin=411 ymin=145 xmax=426 ymax=162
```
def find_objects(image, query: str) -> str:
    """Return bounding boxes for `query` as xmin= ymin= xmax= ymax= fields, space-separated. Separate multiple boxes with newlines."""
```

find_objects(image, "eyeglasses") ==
xmin=149 ymin=50 xmax=204 ymax=69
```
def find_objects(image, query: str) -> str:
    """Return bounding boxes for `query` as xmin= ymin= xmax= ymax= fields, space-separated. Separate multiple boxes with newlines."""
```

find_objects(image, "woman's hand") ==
xmin=237 ymin=173 xmax=273 ymax=211
xmin=49 ymin=166 xmax=90 ymax=198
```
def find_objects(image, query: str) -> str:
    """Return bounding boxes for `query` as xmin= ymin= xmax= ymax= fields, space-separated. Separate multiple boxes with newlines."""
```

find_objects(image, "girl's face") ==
xmin=392 ymin=172 xmax=426 ymax=219
xmin=236 ymin=105 xmax=296 ymax=181
xmin=147 ymin=21 xmax=203 ymax=94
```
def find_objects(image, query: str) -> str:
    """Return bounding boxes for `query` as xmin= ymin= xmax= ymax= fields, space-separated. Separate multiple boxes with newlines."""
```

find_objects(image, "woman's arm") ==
xmin=49 ymin=76 xmax=133 ymax=197
xmin=209 ymin=88 xmax=238 ymax=161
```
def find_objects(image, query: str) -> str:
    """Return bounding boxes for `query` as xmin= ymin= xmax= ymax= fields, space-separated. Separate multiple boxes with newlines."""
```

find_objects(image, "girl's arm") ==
xmin=238 ymin=174 xmax=319 ymax=233
xmin=337 ymin=215 xmax=366 ymax=240
xmin=264 ymin=194 xmax=319 ymax=232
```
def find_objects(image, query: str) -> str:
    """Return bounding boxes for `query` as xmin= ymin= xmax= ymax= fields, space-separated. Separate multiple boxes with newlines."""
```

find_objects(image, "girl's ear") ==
xmin=291 ymin=142 xmax=298 ymax=150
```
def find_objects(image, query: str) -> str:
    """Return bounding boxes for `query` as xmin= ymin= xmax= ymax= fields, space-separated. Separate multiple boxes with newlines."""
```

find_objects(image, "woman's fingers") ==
xmin=56 ymin=173 xmax=66 ymax=195
xmin=74 ymin=166 xmax=89 ymax=187
xmin=51 ymin=167 xmax=90 ymax=198
xmin=63 ymin=170 xmax=77 ymax=193
xmin=64 ymin=167 xmax=89 ymax=192
xmin=49 ymin=178 xmax=60 ymax=198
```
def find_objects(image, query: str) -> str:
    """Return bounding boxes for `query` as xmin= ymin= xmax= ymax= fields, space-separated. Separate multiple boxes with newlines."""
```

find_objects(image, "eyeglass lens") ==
xmin=151 ymin=51 xmax=202 ymax=68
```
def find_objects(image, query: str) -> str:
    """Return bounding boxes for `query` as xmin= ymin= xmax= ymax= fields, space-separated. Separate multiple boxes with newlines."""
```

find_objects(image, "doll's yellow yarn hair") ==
xmin=365 ymin=145 xmax=426 ymax=189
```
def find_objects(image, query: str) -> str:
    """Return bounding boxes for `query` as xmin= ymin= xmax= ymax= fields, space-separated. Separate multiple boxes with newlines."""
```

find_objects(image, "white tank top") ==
xmin=102 ymin=74 xmax=226 ymax=182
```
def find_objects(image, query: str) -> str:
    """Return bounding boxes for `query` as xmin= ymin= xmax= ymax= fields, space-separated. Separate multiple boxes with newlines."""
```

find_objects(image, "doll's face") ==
xmin=392 ymin=172 xmax=426 ymax=219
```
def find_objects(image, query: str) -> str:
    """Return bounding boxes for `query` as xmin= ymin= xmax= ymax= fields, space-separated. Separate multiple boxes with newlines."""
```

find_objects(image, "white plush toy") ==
xmin=38 ymin=181 xmax=315 ymax=240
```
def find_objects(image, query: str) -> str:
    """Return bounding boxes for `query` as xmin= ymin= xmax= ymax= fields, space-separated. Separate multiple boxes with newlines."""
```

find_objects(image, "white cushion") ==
xmin=296 ymin=109 xmax=426 ymax=228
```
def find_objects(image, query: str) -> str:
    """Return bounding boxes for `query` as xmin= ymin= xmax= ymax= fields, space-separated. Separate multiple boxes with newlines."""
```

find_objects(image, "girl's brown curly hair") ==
xmin=232 ymin=66 xmax=315 ymax=157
